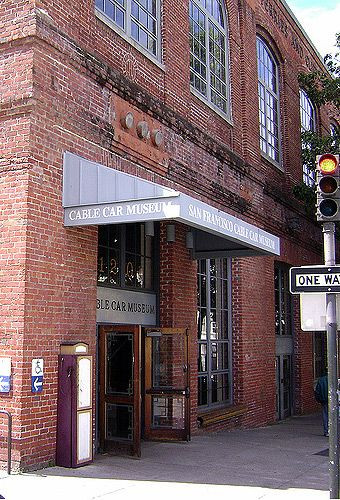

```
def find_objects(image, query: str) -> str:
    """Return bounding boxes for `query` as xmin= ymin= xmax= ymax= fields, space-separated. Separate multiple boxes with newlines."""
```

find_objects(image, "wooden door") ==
xmin=144 ymin=328 xmax=190 ymax=441
xmin=99 ymin=325 xmax=141 ymax=456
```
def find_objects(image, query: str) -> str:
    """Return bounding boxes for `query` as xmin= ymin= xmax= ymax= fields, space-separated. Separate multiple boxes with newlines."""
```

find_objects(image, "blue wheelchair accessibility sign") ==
xmin=31 ymin=358 xmax=44 ymax=393
xmin=0 ymin=375 xmax=10 ymax=393
xmin=31 ymin=376 xmax=43 ymax=393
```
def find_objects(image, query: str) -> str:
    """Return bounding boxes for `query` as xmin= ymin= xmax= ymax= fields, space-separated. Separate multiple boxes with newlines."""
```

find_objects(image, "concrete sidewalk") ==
xmin=0 ymin=413 xmax=330 ymax=500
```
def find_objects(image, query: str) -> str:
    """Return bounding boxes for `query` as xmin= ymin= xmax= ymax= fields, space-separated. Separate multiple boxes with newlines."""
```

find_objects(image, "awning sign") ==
xmin=63 ymin=152 xmax=280 ymax=257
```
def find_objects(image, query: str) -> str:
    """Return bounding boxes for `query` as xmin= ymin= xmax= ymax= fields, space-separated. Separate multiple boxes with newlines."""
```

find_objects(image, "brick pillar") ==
xmin=232 ymin=256 xmax=276 ymax=427
xmin=159 ymin=222 xmax=198 ymax=432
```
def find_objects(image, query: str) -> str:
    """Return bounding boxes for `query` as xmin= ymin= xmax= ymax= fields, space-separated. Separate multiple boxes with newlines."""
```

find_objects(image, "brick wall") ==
xmin=0 ymin=0 xmax=335 ymax=469
xmin=159 ymin=223 xmax=198 ymax=432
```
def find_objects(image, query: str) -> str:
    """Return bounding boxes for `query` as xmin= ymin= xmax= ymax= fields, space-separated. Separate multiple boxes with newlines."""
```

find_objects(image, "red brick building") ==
xmin=0 ymin=0 xmax=337 ymax=470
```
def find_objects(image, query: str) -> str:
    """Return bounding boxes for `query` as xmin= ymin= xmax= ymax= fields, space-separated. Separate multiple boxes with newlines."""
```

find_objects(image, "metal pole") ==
xmin=323 ymin=222 xmax=339 ymax=499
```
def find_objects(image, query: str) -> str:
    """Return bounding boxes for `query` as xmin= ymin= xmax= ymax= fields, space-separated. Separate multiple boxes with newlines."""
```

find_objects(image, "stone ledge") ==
xmin=197 ymin=405 xmax=247 ymax=428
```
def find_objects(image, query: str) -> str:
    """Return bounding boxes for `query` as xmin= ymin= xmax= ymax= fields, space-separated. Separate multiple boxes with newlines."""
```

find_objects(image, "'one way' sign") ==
xmin=289 ymin=266 xmax=340 ymax=294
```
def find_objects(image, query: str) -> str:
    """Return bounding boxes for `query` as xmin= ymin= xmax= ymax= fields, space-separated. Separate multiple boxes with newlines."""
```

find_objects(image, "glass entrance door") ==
xmin=275 ymin=354 xmax=292 ymax=420
xmin=144 ymin=328 xmax=190 ymax=441
xmin=99 ymin=325 xmax=141 ymax=456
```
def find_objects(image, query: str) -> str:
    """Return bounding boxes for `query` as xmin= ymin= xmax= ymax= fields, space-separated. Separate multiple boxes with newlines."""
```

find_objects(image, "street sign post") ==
xmin=289 ymin=223 xmax=339 ymax=498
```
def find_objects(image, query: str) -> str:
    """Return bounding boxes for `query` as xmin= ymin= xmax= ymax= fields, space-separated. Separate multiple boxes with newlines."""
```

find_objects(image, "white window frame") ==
xmin=189 ymin=0 xmax=232 ymax=120
xmin=256 ymin=36 xmax=281 ymax=167
xmin=299 ymin=89 xmax=316 ymax=187
xmin=95 ymin=0 xmax=162 ymax=63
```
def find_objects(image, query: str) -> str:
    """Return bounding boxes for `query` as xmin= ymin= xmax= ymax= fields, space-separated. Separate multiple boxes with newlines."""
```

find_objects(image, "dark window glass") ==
xmin=274 ymin=265 xmax=293 ymax=336
xmin=106 ymin=403 xmax=133 ymax=440
xmin=313 ymin=332 xmax=327 ymax=379
xmin=97 ymin=223 xmax=154 ymax=290
xmin=97 ymin=226 xmax=121 ymax=285
xmin=106 ymin=333 xmax=133 ymax=395
xmin=198 ymin=376 xmax=208 ymax=406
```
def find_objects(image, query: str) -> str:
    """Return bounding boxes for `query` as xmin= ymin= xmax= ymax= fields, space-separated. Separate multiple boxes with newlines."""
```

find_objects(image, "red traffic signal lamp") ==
xmin=316 ymin=153 xmax=340 ymax=222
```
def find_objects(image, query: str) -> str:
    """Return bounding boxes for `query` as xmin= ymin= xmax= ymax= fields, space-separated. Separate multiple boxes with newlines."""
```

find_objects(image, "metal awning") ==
xmin=63 ymin=152 xmax=280 ymax=257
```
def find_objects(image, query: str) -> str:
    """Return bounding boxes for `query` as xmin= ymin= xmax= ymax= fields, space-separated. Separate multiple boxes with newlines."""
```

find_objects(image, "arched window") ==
xmin=299 ymin=89 xmax=316 ymax=187
xmin=95 ymin=0 xmax=160 ymax=59
xmin=189 ymin=0 xmax=231 ymax=117
xmin=256 ymin=37 xmax=281 ymax=164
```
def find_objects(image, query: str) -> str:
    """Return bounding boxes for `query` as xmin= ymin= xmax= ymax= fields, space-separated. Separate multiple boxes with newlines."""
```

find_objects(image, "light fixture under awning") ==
xmin=63 ymin=152 xmax=280 ymax=257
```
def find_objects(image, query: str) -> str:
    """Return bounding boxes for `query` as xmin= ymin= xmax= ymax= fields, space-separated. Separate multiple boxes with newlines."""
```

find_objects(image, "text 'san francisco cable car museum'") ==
xmin=1 ymin=0 xmax=335 ymax=471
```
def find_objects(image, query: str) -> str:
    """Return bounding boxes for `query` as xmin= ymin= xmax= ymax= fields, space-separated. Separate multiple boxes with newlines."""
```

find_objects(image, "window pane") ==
xmin=108 ymin=225 xmax=120 ymax=248
xmin=126 ymin=224 xmax=137 ymax=253
xmin=198 ymin=343 xmax=208 ymax=371
xmin=125 ymin=252 xmax=136 ymax=287
xmin=97 ymin=246 xmax=108 ymax=284
xmin=220 ymin=310 xmax=229 ymax=339
xmin=198 ymin=376 xmax=208 ymax=406
xmin=135 ymin=254 xmax=144 ymax=288
xmin=210 ymin=276 xmax=217 ymax=308
xmin=104 ymin=0 xmax=115 ymax=20
xmin=197 ymin=308 xmax=207 ymax=340
xmin=275 ymin=266 xmax=292 ymax=336
xmin=98 ymin=226 xmax=121 ymax=286
xmin=199 ymin=274 xmax=207 ymax=307
xmin=211 ymin=372 xmax=229 ymax=404
xmin=106 ymin=403 xmax=133 ymax=440
xmin=152 ymin=396 xmax=185 ymax=429
xmin=115 ymin=6 xmax=124 ymax=27
xmin=210 ymin=309 xmax=218 ymax=339
xmin=98 ymin=225 xmax=109 ymax=246
xmin=211 ymin=342 xmax=228 ymax=370
xmin=106 ymin=333 xmax=133 ymax=395
xmin=108 ymin=249 xmax=120 ymax=285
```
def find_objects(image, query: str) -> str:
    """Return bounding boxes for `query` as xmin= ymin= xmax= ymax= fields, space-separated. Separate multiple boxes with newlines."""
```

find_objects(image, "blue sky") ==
xmin=287 ymin=0 xmax=339 ymax=57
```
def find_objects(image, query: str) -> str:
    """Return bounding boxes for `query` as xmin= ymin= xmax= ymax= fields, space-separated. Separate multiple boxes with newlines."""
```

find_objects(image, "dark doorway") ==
xmin=98 ymin=325 xmax=141 ymax=456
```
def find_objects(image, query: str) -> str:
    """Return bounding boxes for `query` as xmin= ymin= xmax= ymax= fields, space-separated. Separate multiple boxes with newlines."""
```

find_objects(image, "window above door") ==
xmin=97 ymin=223 xmax=155 ymax=291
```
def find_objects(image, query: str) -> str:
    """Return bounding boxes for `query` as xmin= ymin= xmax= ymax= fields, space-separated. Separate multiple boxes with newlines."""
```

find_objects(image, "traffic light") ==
xmin=316 ymin=153 xmax=340 ymax=222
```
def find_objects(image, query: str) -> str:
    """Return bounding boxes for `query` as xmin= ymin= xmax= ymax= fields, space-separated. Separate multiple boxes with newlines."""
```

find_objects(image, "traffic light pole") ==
xmin=323 ymin=222 xmax=339 ymax=499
